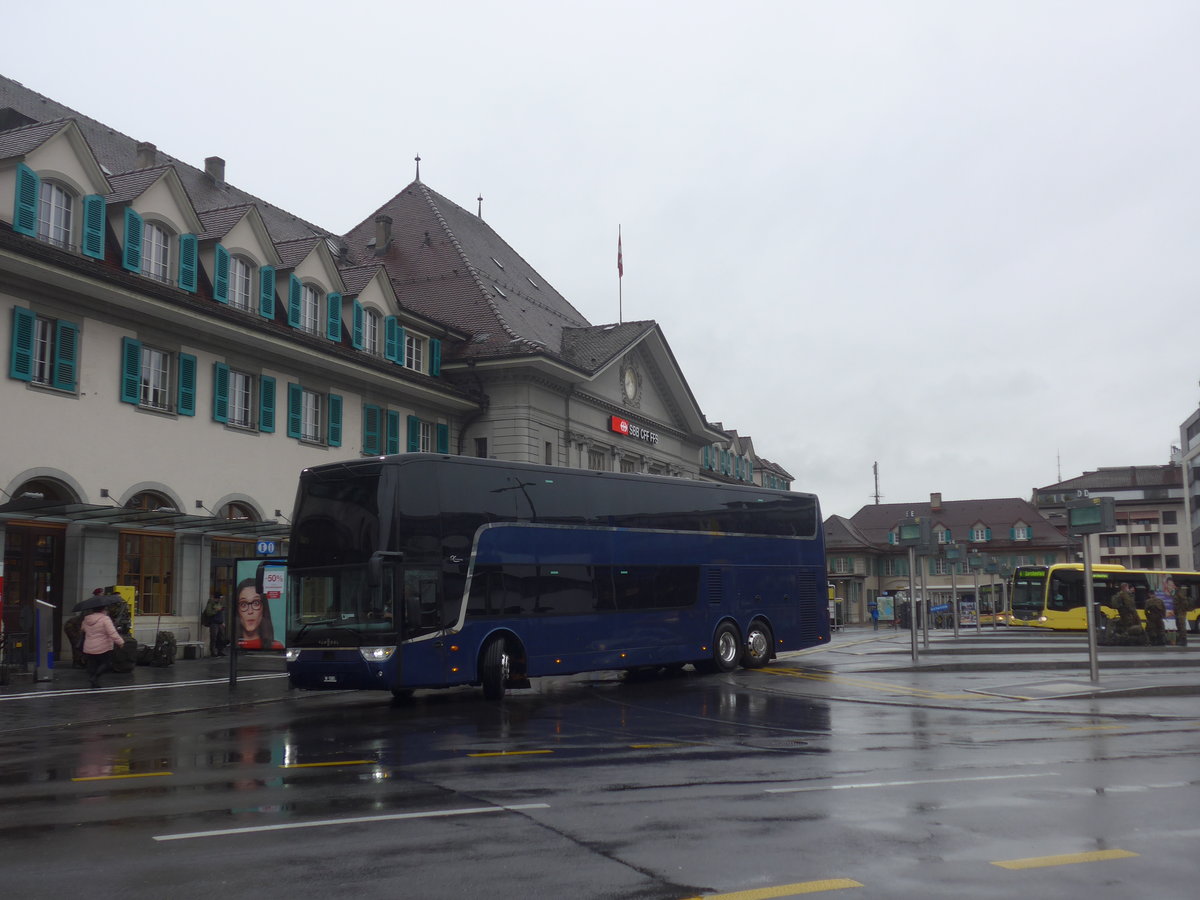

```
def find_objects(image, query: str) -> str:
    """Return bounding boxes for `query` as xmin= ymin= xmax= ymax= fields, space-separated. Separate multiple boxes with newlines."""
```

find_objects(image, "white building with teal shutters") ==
xmin=0 ymin=74 xmax=794 ymax=654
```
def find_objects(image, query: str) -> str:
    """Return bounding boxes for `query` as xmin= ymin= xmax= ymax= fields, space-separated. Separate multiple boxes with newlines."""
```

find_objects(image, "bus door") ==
xmin=399 ymin=567 xmax=448 ymax=680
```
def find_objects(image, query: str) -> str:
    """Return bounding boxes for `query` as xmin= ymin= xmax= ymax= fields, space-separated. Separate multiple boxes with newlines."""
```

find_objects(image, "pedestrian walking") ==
xmin=868 ymin=599 xmax=880 ymax=631
xmin=203 ymin=592 xmax=227 ymax=657
xmin=80 ymin=606 xmax=124 ymax=688
xmin=1173 ymin=584 xmax=1191 ymax=647
xmin=1144 ymin=587 xmax=1166 ymax=645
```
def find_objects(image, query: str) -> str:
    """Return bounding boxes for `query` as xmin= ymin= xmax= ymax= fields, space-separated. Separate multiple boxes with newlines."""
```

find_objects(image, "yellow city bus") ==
xmin=1010 ymin=564 xmax=1200 ymax=631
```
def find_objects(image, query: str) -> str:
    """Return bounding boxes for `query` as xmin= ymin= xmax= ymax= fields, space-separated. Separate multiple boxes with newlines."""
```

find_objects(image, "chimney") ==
xmin=135 ymin=141 xmax=157 ymax=169
xmin=930 ymin=492 xmax=943 ymax=511
xmin=205 ymin=156 xmax=226 ymax=185
xmin=374 ymin=215 xmax=393 ymax=255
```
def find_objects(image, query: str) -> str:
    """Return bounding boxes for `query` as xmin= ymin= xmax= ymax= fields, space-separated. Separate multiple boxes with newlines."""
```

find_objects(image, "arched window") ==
xmin=125 ymin=490 xmax=175 ymax=512
xmin=142 ymin=222 xmax=172 ymax=282
xmin=38 ymin=181 xmax=73 ymax=248
xmin=228 ymin=255 xmax=255 ymax=310
xmin=301 ymin=284 xmax=321 ymax=334
xmin=219 ymin=502 xmax=256 ymax=521
xmin=364 ymin=308 xmax=382 ymax=355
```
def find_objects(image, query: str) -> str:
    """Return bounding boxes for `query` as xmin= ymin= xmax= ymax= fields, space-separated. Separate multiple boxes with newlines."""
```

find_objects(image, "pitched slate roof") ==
xmin=825 ymin=514 xmax=877 ymax=550
xmin=1037 ymin=465 xmax=1182 ymax=492
xmin=849 ymin=498 xmax=1071 ymax=548
xmin=105 ymin=167 xmax=175 ymax=205
xmin=274 ymin=236 xmax=323 ymax=270
xmin=560 ymin=321 xmax=656 ymax=372
xmin=0 ymin=117 xmax=70 ymax=160
xmin=198 ymin=205 xmax=254 ymax=242
xmin=0 ymin=76 xmax=331 ymax=244
xmin=341 ymin=181 xmax=597 ymax=363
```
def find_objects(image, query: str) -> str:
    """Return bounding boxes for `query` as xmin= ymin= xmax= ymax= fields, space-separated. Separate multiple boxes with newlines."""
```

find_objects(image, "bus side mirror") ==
xmin=368 ymin=556 xmax=382 ymax=590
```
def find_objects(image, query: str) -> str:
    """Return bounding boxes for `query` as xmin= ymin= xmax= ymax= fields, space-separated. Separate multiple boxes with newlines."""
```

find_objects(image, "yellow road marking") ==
xmin=466 ymin=750 xmax=554 ymax=757
xmin=992 ymin=849 xmax=1138 ymax=869
xmin=681 ymin=878 xmax=863 ymax=899
xmin=1066 ymin=724 xmax=1128 ymax=732
xmin=631 ymin=743 xmax=687 ymax=749
xmin=762 ymin=667 xmax=975 ymax=700
xmin=71 ymin=771 xmax=173 ymax=782
xmin=279 ymin=760 xmax=377 ymax=768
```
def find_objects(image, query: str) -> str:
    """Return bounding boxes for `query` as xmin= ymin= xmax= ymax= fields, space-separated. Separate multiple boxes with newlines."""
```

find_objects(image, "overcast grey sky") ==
xmin=8 ymin=1 xmax=1198 ymax=518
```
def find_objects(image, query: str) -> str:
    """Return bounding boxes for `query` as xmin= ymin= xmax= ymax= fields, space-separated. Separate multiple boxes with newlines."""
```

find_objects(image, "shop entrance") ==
xmin=3 ymin=524 xmax=66 ymax=655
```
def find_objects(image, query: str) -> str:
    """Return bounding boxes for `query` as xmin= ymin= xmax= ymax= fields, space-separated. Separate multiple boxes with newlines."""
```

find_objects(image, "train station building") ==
xmin=0 ymin=74 xmax=792 ymax=653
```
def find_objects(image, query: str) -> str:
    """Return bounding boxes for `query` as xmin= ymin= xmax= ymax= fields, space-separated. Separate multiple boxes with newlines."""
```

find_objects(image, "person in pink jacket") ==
xmin=81 ymin=608 xmax=125 ymax=688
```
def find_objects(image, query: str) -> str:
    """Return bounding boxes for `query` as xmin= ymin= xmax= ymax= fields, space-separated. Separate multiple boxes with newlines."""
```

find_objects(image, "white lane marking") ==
xmin=152 ymin=803 xmax=551 ymax=842
xmin=0 ymin=673 xmax=286 ymax=702
xmin=765 ymin=772 xmax=1057 ymax=794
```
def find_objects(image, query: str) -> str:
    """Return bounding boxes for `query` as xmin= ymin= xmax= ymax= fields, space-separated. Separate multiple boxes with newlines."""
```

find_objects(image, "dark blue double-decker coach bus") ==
xmin=283 ymin=454 xmax=828 ymax=700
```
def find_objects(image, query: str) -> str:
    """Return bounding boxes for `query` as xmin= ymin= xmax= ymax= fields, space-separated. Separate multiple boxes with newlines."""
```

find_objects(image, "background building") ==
xmin=0 ymin=75 xmax=791 ymax=652
xmin=1033 ymin=463 xmax=1188 ymax=570
xmin=826 ymin=494 xmax=1071 ymax=624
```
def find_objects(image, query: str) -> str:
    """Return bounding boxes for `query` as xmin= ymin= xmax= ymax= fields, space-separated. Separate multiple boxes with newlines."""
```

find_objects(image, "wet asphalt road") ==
xmin=1 ymin=631 xmax=1199 ymax=899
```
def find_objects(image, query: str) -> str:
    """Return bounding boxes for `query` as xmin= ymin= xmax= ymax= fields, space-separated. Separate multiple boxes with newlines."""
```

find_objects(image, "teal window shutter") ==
xmin=212 ymin=362 xmax=229 ymax=422
xmin=13 ymin=164 xmax=39 ymax=236
xmin=362 ymin=404 xmax=381 ymax=455
xmin=386 ymin=410 xmax=401 ymax=454
xmin=701 ymin=446 xmax=709 ymax=469
xmin=430 ymin=338 xmax=442 ymax=375
xmin=213 ymin=244 xmax=230 ymax=303
xmin=9 ymin=306 xmax=35 ymax=381
xmin=52 ymin=321 xmax=79 ymax=391
xmin=436 ymin=423 xmax=449 ymax=454
xmin=178 ymin=234 xmax=198 ymax=292
xmin=406 ymin=415 xmax=421 ymax=452
xmin=177 ymin=353 xmax=196 ymax=415
xmin=985 ymin=528 xmax=992 ymax=541
xmin=258 ymin=266 xmax=275 ymax=318
xmin=327 ymin=393 xmax=343 ymax=447
xmin=259 ymin=376 xmax=276 ymax=432
xmin=81 ymin=195 xmax=106 ymax=259
xmin=288 ymin=275 xmax=302 ymax=328
xmin=120 ymin=337 xmax=142 ymax=403
xmin=888 ymin=532 xmax=895 ymax=545
xmin=326 ymin=292 xmax=342 ymax=341
xmin=122 ymin=208 xmax=143 ymax=272
xmin=286 ymin=382 xmax=302 ymax=438
xmin=1009 ymin=527 xmax=1015 ymax=540
xmin=351 ymin=301 xmax=364 ymax=350
xmin=384 ymin=316 xmax=399 ymax=361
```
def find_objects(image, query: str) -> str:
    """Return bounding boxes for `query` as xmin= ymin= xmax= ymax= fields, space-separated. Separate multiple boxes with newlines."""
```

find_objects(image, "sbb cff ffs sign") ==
xmin=609 ymin=415 xmax=660 ymax=445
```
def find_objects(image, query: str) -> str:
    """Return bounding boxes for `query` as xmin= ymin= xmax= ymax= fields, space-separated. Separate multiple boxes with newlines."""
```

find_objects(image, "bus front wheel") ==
xmin=700 ymin=622 xmax=742 ymax=674
xmin=743 ymin=621 xmax=773 ymax=669
xmin=481 ymin=638 xmax=510 ymax=701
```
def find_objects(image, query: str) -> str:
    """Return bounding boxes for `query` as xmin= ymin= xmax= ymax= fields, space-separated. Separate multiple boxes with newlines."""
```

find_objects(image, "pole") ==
xmin=919 ymin=559 xmax=930 ymax=649
xmin=908 ymin=546 xmax=919 ymax=662
xmin=950 ymin=563 xmax=959 ymax=638
xmin=617 ymin=225 xmax=623 ymax=325
xmin=1083 ymin=539 xmax=1100 ymax=682
xmin=974 ymin=569 xmax=981 ymax=633
xmin=990 ymin=571 xmax=998 ymax=631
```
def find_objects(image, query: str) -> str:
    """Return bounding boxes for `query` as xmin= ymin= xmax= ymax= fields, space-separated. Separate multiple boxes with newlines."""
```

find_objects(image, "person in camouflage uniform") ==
xmin=1112 ymin=582 xmax=1148 ymax=645
xmin=1172 ymin=583 xmax=1191 ymax=647
xmin=1144 ymin=587 xmax=1166 ymax=645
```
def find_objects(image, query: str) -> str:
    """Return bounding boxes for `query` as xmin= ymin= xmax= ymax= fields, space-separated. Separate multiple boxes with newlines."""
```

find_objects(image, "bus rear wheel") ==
xmin=743 ymin=621 xmax=773 ymax=669
xmin=481 ymin=638 xmax=510 ymax=701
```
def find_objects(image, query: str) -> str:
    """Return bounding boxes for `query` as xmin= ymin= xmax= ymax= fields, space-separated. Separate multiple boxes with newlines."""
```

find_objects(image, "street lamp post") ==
xmin=968 ymin=551 xmax=984 ymax=633
xmin=945 ymin=543 xmax=961 ymax=638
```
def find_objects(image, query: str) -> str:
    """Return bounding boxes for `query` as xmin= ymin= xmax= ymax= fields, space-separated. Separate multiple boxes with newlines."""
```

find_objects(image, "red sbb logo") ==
xmin=610 ymin=416 xmax=630 ymax=435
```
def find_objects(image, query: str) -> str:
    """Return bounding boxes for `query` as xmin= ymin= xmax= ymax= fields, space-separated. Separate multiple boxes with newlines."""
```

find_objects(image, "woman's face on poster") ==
xmin=238 ymin=586 xmax=263 ymax=636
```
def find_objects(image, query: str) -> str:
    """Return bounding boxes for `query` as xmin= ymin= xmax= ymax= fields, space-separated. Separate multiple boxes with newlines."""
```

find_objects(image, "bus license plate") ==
xmin=323 ymin=675 xmax=338 ymax=683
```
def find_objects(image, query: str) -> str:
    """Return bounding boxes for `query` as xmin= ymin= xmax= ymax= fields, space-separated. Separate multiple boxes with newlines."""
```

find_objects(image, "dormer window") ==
xmin=1012 ymin=523 xmax=1032 ymax=541
xmin=228 ymin=255 xmax=254 ymax=311
xmin=405 ymin=333 xmax=424 ymax=371
xmin=141 ymin=221 xmax=172 ymax=282
xmin=38 ymin=182 xmax=73 ymax=249
xmin=300 ymin=284 xmax=321 ymax=334
xmin=364 ymin=309 xmax=381 ymax=355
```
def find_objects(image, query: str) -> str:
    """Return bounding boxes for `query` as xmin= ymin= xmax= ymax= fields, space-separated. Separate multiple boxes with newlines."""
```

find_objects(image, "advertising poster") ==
xmin=234 ymin=560 xmax=286 ymax=650
xmin=878 ymin=595 xmax=895 ymax=622
xmin=959 ymin=599 xmax=978 ymax=626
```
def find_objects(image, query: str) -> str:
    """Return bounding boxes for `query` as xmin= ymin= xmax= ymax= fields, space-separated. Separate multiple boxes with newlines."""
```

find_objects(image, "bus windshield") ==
xmin=1012 ymin=568 xmax=1048 ymax=614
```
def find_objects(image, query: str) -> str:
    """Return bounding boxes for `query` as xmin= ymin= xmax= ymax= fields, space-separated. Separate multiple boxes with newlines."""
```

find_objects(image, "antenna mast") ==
xmin=872 ymin=461 xmax=883 ymax=505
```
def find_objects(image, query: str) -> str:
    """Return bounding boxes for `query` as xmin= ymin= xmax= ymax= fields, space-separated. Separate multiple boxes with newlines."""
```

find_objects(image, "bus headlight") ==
xmin=360 ymin=647 xmax=396 ymax=662
xmin=285 ymin=648 xmax=302 ymax=662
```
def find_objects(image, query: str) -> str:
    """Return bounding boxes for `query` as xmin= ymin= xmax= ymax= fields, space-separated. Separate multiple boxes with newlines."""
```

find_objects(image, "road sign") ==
xmin=256 ymin=540 xmax=278 ymax=556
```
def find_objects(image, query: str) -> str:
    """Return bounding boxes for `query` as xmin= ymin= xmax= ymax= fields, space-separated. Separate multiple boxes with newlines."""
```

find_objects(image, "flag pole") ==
xmin=617 ymin=225 xmax=623 ymax=324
